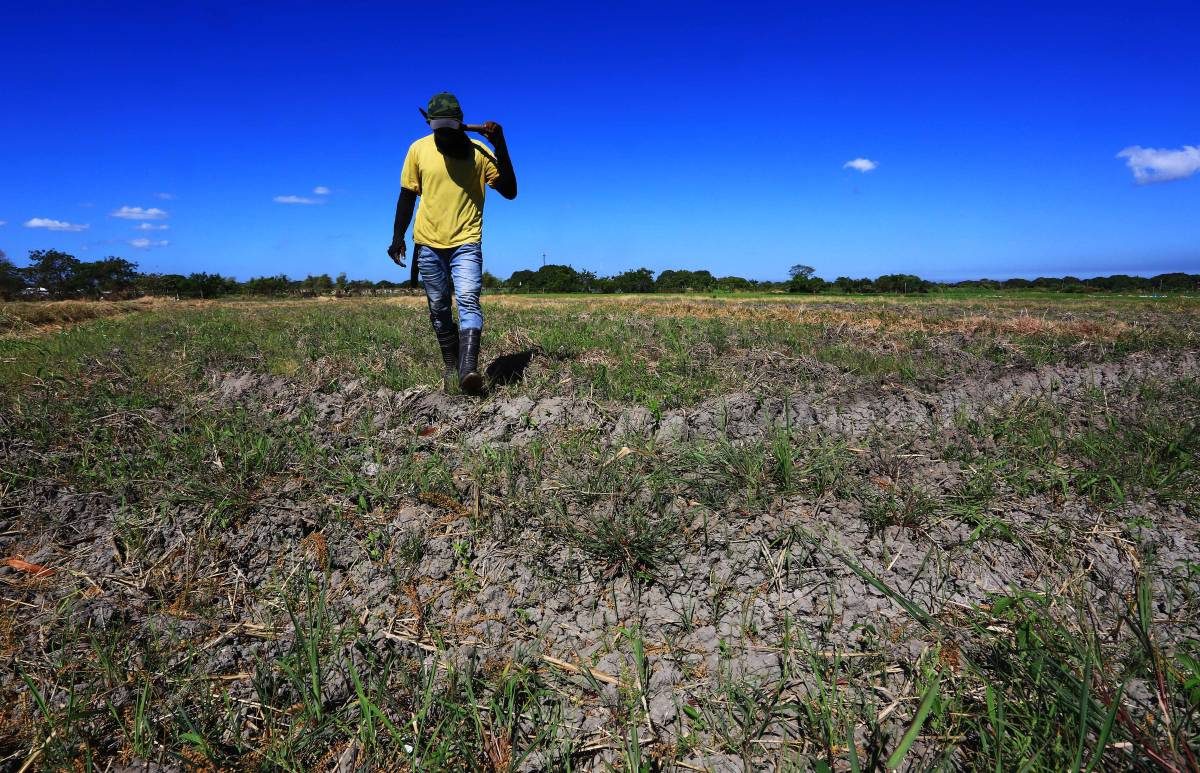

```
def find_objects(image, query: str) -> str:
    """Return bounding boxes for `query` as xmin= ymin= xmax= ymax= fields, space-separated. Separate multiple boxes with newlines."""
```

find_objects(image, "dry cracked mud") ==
xmin=3 ymin=341 xmax=1199 ymax=771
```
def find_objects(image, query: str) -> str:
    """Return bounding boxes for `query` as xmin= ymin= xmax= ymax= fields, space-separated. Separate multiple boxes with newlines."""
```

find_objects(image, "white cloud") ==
xmin=154 ymin=192 xmax=175 ymax=200
xmin=1116 ymin=145 xmax=1200 ymax=184
xmin=136 ymin=223 xmax=170 ymax=231
xmin=111 ymin=205 xmax=169 ymax=220
xmin=129 ymin=238 xmax=169 ymax=249
xmin=313 ymin=186 xmax=331 ymax=195
xmin=274 ymin=195 xmax=322 ymax=204
xmin=0 ymin=220 xmax=6 ymax=226
xmin=24 ymin=217 xmax=89 ymax=232
xmin=843 ymin=157 xmax=879 ymax=173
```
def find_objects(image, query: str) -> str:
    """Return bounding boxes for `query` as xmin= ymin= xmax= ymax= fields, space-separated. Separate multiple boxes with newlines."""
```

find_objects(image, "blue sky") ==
xmin=1 ymin=1 xmax=1197 ymax=282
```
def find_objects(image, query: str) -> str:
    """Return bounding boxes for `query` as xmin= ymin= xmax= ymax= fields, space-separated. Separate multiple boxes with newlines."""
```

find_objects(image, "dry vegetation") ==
xmin=1 ymin=293 xmax=1198 ymax=771
xmin=0 ymin=297 xmax=214 ymax=337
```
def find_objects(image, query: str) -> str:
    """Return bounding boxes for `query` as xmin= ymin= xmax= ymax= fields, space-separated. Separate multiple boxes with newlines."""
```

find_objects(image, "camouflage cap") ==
xmin=426 ymin=92 xmax=463 ymax=120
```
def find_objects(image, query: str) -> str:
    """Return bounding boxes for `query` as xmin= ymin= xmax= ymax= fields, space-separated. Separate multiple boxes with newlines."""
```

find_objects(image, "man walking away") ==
xmin=388 ymin=92 xmax=517 ymax=394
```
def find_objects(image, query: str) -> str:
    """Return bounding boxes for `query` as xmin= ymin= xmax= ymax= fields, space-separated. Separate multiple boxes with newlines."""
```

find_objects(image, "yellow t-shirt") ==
xmin=400 ymin=134 xmax=500 ymax=249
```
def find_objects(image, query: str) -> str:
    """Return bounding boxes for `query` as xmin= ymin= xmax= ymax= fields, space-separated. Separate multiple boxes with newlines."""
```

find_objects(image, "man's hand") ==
xmin=479 ymin=121 xmax=505 ymax=146
xmin=388 ymin=240 xmax=406 ymax=267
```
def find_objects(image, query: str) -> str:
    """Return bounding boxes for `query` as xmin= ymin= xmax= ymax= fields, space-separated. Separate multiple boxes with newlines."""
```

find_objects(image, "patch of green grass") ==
xmin=834 ymin=546 xmax=1200 ymax=771
xmin=546 ymin=446 xmax=683 ymax=579
xmin=862 ymin=481 xmax=941 ymax=532
xmin=7 ymin=292 xmax=1197 ymax=408
xmin=953 ymin=377 xmax=1200 ymax=507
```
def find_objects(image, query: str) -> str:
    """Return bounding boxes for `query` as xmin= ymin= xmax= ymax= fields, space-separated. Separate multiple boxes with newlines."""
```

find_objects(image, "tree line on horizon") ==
xmin=2 ymin=249 xmax=1197 ymax=301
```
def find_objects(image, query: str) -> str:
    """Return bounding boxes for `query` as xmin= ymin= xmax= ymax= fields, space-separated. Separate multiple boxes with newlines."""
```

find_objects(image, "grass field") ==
xmin=1 ymin=293 xmax=1199 ymax=771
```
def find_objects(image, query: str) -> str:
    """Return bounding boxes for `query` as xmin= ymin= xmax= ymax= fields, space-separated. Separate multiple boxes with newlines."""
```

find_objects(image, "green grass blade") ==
xmin=886 ymin=677 xmax=939 ymax=770
xmin=847 ymin=722 xmax=862 ymax=773
xmin=835 ymin=549 xmax=943 ymax=634
xmin=1084 ymin=681 xmax=1125 ymax=773
xmin=1071 ymin=653 xmax=1093 ymax=771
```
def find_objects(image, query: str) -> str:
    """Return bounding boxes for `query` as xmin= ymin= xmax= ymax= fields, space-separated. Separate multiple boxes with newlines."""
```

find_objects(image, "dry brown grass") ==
xmin=466 ymin=294 xmax=1150 ymax=342
xmin=0 ymin=297 xmax=212 ymax=337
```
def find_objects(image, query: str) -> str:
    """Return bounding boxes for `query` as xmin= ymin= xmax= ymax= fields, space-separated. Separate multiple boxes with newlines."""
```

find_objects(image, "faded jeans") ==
xmin=416 ymin=242 xmax=483 ymax=333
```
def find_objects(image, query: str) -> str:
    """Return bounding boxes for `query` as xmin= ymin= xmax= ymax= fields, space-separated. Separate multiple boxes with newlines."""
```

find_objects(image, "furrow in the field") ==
xmin=209 ymin=347 xmax=1200 ymax=446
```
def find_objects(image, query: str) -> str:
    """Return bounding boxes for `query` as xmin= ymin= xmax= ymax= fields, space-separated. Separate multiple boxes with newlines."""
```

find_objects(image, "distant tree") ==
xmin=607 ymin=267 xmax=656 ymax=293
xmin=654 ymin=270 xmax=684 ymax=292
xmin=655 ymin=269 xmax=715 ymax=293
xmin=717 ymin=275 xmax=756 ymax=292
xmin=787 ymin=265 xmax=826 ymax=293
xmin=184 ymin=272 xmax=239 ymax=298
xmin=538 ymin=264 xmax=586 ymax=292
xmin=0 ymin=251 xmax=26 ymax=299
xmin=74 ymin=257 xmax=139 ymax=298
xmin=300 ymin=274 xmax=327 ymax=294
xmin=1082 ymin=274 xmax=1125 ymax=292
xmin=137 ymin=273 xmax=180 ymax=296
xmin=834 ymin=276 xmax=876 ymax=294
xmin=481 ymin=271 xmax=503 ymax=289
xmin=506 ymin=264 xmax=589 ymax=293
xmin=335 ymin=272 xmax=348 ymax=293
xmin=578 ymin=269 xmax=599 ymax=292
xmin=23 ymin=249 xmax=81 ymax=297
xmin=507 ymin=269 xmax=536 ymax=290
xmin=1150 ymin=273 xmax=1198 ymax=292
xmin=180 ymin=274 xmax=203 ymax=297
xmin=874 ymin=273 xmax=932 ymax=294
xmin=243 ymin=274 xmax=292 ymax=296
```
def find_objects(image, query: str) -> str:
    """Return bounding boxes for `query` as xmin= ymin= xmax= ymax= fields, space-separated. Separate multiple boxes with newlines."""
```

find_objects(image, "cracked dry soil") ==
xmin=3 ymin=343 xmax=1199 ymax=771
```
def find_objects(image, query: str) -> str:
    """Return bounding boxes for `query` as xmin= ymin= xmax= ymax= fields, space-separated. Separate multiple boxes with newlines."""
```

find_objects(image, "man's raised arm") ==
xmin=479 ymin=122 xmax=517 ymax=200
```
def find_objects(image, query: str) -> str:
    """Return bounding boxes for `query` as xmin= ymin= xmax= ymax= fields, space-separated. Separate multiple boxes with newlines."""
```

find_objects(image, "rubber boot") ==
xmin=435 ymin=325 xmax=459 ymax=392
xmin=458 ymin=328 xmax=483 ymax=395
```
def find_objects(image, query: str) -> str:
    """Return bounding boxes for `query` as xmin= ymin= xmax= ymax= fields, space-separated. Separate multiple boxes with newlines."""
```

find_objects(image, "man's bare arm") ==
xmin=479 ymin=122 xmax=517 ymax=200
xmin=388 ymin=188 xmax=417 ymax=265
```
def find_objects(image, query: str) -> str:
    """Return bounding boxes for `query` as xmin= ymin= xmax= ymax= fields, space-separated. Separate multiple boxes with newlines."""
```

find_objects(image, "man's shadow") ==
xmin=485 ymin=348 xmax=539 ymax=387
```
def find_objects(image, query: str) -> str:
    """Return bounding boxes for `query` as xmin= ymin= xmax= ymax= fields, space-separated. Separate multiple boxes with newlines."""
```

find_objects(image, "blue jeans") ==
xmin=416 ymin=242 xmax=483 ymax=333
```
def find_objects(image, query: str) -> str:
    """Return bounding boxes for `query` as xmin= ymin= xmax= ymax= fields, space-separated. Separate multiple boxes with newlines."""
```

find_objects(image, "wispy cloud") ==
xmin=154 ymin=192 xmax=176 ymax=200
xmin=24 ymin=217 xmax=89 ymax=232
xmin=111 ymin=205 xmax=169 ymax=220
xmin=135 ymin=223 xmax=170 ymax=231
xmin=129 ymin=238 xmax=169 ymax=249
xmin=313 ymin=185 xmax=331 ymax=195
xmin=843 ymin=157 xmax=878 ymax=173
xmin=1116 ymin=145 xmax=1200 ymax=184
xmin=274 ymin=195 xmax=322 ymax=204
xmin=0 ymin=220 xmax=6 ymax=226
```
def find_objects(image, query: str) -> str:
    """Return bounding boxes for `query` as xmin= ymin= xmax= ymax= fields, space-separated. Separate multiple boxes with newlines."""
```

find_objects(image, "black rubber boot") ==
xmin=458 ymin=328 xmax=483 ymax=395
xmin=435 ymin=325 xmax=459 ymax=392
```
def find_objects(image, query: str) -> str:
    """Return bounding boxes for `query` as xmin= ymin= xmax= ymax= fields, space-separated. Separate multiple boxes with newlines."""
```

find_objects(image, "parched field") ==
xmin=1 ymin=292 xmax=1198 ymax=771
